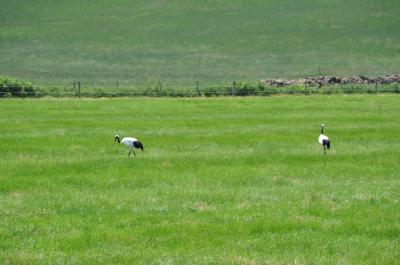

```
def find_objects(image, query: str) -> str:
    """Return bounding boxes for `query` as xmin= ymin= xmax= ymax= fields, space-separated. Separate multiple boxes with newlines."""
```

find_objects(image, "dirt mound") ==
xmin=262 ymin=74 xmax=400 ymax=87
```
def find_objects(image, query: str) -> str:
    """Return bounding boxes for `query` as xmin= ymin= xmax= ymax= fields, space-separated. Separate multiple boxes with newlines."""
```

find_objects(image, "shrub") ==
xmin=0 ymin=77 xmax=35 ymax=97
xmin=385 ymin=84 xmax=400 ymax=94
xmin=235 ymin=82 xmax=256 ymax=96
xmin=202 ymin=86 xmax=220 ymax=97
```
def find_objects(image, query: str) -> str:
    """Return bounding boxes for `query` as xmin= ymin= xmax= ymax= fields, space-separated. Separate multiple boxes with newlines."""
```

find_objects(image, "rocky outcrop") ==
xmin=263 ymin=74 xmax=400 ymax=87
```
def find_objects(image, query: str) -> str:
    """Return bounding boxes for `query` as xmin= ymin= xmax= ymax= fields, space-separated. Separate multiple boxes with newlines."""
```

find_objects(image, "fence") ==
xmin=1 ymin=80 xmax=400 ymax=98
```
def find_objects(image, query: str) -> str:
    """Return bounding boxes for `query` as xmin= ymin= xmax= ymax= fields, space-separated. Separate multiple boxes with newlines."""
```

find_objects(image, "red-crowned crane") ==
xmin=114 ymin=134 xmax=144 ymax=157
xmin=318 ymin=124 xmax=330 ymax=154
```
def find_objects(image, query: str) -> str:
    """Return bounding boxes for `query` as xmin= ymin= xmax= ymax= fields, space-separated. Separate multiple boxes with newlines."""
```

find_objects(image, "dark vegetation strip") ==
xmin=1 ymin=77 xmax=400 ymax=98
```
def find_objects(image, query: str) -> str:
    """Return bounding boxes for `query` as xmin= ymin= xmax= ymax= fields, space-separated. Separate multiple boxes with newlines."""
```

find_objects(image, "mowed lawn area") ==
xmin=0 ymin=95 xmax=399 ymax=264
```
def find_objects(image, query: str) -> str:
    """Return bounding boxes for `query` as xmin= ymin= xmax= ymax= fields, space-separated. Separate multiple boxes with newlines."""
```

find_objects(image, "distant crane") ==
xmin=114 ymin=134 xmax=144 ymax=157
xmin=318 ymin=123 xmax=330 ymax=154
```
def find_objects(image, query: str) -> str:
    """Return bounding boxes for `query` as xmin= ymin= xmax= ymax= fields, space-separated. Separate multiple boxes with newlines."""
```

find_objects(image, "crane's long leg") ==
xmin=128 ymin=149 xmax=131 ymax=156
xmin=132 ymin=143 xmax=136 ymax=157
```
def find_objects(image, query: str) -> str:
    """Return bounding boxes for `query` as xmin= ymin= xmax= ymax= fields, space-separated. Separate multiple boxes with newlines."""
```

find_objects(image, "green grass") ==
xmin=0 ymin=95 xmax=399 ymax=264
xmin=1 ymin=0 xmax=399 ymax=85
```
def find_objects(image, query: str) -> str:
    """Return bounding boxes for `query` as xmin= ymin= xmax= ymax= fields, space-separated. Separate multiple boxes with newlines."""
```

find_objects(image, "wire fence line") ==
xmin=1 ymin=80 xmax=400 ymax=98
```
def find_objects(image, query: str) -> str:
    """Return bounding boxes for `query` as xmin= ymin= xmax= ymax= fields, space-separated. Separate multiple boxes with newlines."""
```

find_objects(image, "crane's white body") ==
xmin=121 ymin=137 xmax=138 ymax=147
xmin=318 ymin=134 xmax=329 ymax=144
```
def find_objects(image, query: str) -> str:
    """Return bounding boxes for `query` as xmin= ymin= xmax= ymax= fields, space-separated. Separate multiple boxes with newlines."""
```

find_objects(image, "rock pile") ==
xmin=263 ymin=74 xmax=400 ymax=87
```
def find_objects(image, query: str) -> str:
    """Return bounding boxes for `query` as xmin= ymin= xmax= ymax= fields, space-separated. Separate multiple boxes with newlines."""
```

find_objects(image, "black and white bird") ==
xmin=114 ymin=135 xmax=144 ymax=156
xmin=318 ymin=123 xmax=330 ymax=154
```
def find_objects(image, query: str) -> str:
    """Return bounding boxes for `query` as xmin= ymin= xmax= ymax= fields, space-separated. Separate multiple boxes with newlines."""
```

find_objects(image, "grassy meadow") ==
xmin=1 ymin=0 xmax=400 ymax=85
xmin=0 ymin=95 xmax=399 ymax=264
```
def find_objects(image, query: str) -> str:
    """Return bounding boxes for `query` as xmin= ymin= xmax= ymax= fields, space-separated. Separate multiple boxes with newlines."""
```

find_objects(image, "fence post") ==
xmin=158 ymin=80 xmax=162 ymax=96
xmin=78 ymin=81 xmax=81 ymax=99
xmin=196 ymin=80 xmax=199 ymax=96
xmin=232 ymin=81 xmax=236 ymax=96
xmin=117 ymin=81 xmax=119 ymax=90
xmin=73 ymin=81 xmax=76 ymax=89
xmin=375 ymin=80 xmax=378 ymax=93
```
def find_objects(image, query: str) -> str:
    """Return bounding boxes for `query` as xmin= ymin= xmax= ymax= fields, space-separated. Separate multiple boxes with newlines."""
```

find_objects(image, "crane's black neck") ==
xmin=115 ymin=136 xmax=120 ymax=143
xmin=321 ymin=127 xmax=324 ymax=134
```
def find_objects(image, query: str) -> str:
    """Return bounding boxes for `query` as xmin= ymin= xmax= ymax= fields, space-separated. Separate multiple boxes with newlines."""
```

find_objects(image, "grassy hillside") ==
xmin=1 ymin=95 xmax=399 ymax=264
xmin=0 ymin=0 xmax=399 ymax=85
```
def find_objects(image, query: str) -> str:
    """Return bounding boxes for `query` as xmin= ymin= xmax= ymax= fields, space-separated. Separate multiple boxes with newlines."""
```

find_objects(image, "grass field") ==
xmin=1 ymin=0 xmax=400 ymax=85
xmin=1 ymin=95 xmax=399 ymax=264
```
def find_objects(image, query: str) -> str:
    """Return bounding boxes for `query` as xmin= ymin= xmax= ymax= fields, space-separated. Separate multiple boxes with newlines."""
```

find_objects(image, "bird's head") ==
xmin=321 ymin=123 xmax=325 ymax=127
xmin=114 ymin=134 xmax=120 ymax=143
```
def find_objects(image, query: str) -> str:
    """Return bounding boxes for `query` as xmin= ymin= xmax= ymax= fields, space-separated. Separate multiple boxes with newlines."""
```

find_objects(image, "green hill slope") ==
xmin=1 ymin=0 xmax=399 ymax=85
